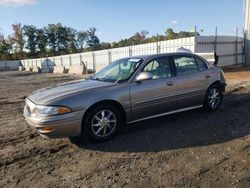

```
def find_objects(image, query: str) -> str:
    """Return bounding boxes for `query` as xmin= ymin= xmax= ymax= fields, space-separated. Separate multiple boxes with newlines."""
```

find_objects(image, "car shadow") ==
xmin=74 ymin=92 xmax=250 ymax=152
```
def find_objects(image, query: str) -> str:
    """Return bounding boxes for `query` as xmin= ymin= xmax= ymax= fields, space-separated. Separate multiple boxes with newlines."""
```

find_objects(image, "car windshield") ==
xmin=91 ymin=58 xmax=142 ymax=83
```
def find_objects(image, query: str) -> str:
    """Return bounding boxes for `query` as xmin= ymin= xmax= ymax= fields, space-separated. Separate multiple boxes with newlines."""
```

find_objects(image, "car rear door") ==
xmin=172 ymin=55 xmax=211 ymax=109
xmin=129 ymin=56 xmax=177 ymax=121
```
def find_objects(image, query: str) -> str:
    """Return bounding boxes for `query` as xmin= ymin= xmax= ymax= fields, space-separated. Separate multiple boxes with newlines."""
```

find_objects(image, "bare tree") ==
xmin=12 ymin=23 xmax=25 ymax=57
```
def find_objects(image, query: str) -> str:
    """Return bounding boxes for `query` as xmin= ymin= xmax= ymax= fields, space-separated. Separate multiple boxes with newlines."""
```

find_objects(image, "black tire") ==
xmin=204 ymin=84 xmax=223 ymax=111
xmin=82 ymin=105 xmax=121 ymax=142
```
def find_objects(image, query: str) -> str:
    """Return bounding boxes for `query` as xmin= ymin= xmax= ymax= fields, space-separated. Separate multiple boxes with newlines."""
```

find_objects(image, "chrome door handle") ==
xmin=205 ymin=75 xmax=211 ymax=78
xmin=167 ymin=82 xmax=174 ymax=86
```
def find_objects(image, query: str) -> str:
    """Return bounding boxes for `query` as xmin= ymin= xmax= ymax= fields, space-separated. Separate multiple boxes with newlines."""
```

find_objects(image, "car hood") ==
xmin=28 ymin=79 xmax=114 ymax=105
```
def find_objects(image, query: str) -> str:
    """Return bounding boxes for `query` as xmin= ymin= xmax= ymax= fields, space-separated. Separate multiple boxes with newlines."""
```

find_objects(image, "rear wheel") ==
xmin=83 ymin=105 xmax=121 ymax=142
xmin=204 ymin=85 xmax=223 ymax=111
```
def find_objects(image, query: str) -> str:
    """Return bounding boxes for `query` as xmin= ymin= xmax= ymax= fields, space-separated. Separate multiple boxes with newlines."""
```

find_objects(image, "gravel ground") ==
xmin=0 ymin=66 xmax=250 ymax=188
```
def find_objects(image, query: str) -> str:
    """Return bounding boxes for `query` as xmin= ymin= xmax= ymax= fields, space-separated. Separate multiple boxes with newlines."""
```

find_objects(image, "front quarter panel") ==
xmin=47 ymin=83 xmax=131 ymax=120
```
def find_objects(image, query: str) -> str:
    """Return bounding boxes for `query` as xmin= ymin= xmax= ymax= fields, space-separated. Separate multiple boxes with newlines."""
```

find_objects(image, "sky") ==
xmin=0 ymin=0 xmax=246 ymax=42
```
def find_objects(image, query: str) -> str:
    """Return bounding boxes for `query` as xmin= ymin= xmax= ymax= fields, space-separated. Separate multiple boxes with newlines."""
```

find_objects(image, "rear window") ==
xmin=173 ymin=56 xmax=198 ymax=76
xmin=196 ymin=58 xmax=207 ymax=71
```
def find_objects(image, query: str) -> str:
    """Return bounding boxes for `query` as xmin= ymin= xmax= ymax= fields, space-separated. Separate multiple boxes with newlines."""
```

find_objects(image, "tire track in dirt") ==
xmin=0 ymin=143 xmax=69 ymax=167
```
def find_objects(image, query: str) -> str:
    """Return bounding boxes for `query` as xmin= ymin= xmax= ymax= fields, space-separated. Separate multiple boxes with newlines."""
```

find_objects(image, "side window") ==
xmin=174 ymin=56 xmax=198 ymax=76
xmin=196 ymin=58 xmax=207 ymax=71
xmin=143 ymin=57 xmax=171 ymax=79
xmin=144 ymin=61 xmax=159 ymax=72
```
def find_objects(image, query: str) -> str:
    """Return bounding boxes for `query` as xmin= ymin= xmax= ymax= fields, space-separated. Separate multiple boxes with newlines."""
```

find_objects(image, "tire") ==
xmin=204 ymin=84 xmax=223 ymax=111
xmin=82 ymin=105 xmax=121 ymax=142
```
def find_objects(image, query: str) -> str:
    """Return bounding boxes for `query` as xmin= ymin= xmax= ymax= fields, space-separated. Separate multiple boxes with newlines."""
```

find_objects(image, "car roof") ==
xmin=128 ymin=52 xmax=200 ymax=61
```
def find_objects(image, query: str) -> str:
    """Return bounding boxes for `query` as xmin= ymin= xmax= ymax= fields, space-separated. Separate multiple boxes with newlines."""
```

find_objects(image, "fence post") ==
xmin=214 ymin=26 xmax=218 ymax=53
xmin=129 ymin=46 xmax=133 ymax=57
xmin=156 ymin=42 xmax=161 ymax=54
xmin=69 ymin=55 xmax=72 ymax=66
xmin=194 ymin=25 xmax=197 ymax=38
xmin=79 ymin=53 xmax=82 ymax=66
xmin=108 ymin=50 xmax=112 ymax=64
xmin=244 ymin=30 xmax=247 ymax=65
xmin=92 ymin=52 xmax=96 ymax=71
xmin=235 ymin=28 xmax=238 ymax=64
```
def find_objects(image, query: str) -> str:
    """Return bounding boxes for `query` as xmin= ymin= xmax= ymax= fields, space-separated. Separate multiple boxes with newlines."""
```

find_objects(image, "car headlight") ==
xmin=31 ymin=105 xmax=72 ymax=117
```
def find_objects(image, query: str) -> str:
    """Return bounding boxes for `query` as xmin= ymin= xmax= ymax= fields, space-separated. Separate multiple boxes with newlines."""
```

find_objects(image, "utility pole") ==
xmin=245 ymin=0 xmax=250 ymax=65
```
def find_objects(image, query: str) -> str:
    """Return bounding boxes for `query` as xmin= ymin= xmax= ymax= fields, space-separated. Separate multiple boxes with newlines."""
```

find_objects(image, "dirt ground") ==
xmin=0 ymin=66 xmax=250 ymax=188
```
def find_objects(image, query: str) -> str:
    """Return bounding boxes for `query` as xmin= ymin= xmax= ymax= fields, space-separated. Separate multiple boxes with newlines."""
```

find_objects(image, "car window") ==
xmin=174 ymin=56 xmax=198 ymax=76
xmin=92 ymin=58 xmax=142 ymax=83
xmin=143 ymin=57 xmax=171 ymax=79
xmin=196 ymin=58 xmax=207 ymax=71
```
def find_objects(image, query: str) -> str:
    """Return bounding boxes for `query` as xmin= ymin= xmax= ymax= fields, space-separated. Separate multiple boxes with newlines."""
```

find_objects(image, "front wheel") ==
xmin=204 ymin=85 xmax=223 ymax=111
xmin=83 ymin=105 xmax=121 ymax=142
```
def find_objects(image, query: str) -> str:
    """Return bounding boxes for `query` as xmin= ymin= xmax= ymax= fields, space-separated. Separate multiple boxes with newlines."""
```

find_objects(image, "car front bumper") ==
xmin=23 ymin=100 xmax=84 ymax=138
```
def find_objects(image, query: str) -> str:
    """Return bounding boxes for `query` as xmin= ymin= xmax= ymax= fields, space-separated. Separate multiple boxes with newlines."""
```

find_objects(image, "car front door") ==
xmin=129 ymin=56 xmax=177 ymax=121
xmin=172 ymin=55 xmax=210 ymax=109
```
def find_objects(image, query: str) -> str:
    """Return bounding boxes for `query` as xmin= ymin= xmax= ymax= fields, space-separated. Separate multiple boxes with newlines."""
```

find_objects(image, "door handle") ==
xmin=205 ymin=74 xmax=211 ymax=78
xmin=167 ymin=82 xmax=174 ymax=86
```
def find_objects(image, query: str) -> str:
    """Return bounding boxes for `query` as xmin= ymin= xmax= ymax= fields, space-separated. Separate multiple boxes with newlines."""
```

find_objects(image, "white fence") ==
xmin=19 ymin=36 xmax=244 ymax=72
xmin=0 ymin=61 xmax=20 ymax=71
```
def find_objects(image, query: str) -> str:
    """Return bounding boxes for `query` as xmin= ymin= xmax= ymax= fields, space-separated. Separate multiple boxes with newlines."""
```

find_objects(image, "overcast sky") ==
xmin=0 ymin=0 xmax=245 ymax=42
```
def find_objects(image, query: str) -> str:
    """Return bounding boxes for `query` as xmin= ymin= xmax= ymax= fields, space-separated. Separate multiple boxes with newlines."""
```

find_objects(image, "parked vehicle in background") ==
xmin=23 ymin=52 xmax=226 ymax=142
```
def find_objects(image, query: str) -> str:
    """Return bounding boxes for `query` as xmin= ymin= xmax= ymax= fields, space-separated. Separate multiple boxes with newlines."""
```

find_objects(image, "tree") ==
xmin=86 ymin=27 xmax=100 ymax=50
xmin=2 ymin=22 xmax=203 ymax=60
xmin=12 ymin=23 xmax=25 ymax=57
xmin=130 ymin=30 xmax=149 ymax=45
xmin=23 ymin=25 xmax=37 ymax=57
xmin=0 ymin=34 xmax=13 ymax=60
xmin=77 ymin=31 xmax=88 ymax=52
xmin=45 ymin=24 xmax=57 ymax=55
xmin=177 ymin=31 xmax=199 ymax=38
xmin=100 ymin=42 xmax=111 ymax=50
xmin=165 ymin=28 xmax=177 ymax=40
xmin=0 ymin=34 xmax=7 ymax=60
xmin=56 ymin=23 xmax=68 ymax=53
xmin=67 ymin=27 xmax=77 ymax=53
xmin=146 ymin=34 xmax=165 ymax=43
xmin=139 ymin=30 xmax=149 ymax=41
xmin=36 ymin=28 xmax=47 ymax=56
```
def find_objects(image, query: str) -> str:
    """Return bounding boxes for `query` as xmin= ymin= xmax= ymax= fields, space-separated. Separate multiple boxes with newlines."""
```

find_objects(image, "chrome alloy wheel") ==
xmin=91 ymin=110 xmax=117 ymax=137
xmin=208 ymin=88 xmax=220 ymax=109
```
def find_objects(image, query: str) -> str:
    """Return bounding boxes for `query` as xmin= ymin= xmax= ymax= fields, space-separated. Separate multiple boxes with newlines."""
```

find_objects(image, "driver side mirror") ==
xmin=136 ymin=72 xmax=153 ymax=82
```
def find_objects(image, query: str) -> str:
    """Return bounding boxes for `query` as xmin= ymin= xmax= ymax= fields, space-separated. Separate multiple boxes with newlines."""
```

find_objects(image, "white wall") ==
xmin=0 ymin=61 xmax=20 ymax=70
xmin=20 ymin=36 xmax=244 ymax=72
